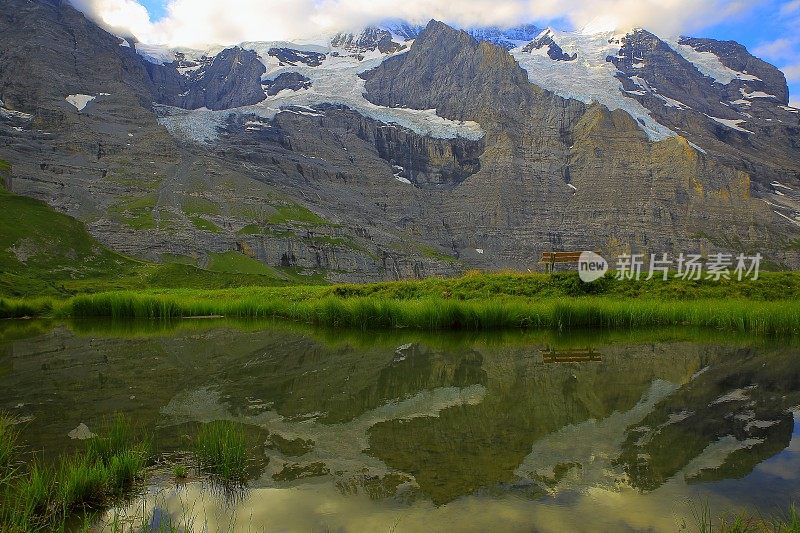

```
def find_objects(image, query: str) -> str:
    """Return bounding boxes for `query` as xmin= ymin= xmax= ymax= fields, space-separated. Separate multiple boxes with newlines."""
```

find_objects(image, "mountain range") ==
xmin=1 ymin=0 xmax=799 ymax=282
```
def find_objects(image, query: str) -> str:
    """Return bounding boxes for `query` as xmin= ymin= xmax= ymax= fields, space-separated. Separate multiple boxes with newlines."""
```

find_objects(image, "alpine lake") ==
xmin=1 ymin=318 xmax=798 ymax=532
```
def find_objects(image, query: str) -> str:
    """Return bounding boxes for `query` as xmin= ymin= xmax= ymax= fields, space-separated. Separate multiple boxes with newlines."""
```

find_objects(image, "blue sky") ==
xmin=138 ymin=0 xmax=164 ymax=19
xmin=83 ymin=0 xmax=800 ymax=104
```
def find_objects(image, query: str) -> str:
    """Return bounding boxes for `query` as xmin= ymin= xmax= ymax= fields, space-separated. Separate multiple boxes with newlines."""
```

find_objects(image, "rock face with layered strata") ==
xmin=0 ymin=1 xmax=798 ymax=281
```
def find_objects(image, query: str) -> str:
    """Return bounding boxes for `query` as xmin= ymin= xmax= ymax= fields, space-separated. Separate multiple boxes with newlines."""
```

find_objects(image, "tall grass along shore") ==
xmin=0 ymin=414 xmax=150 ymax=531
xmin=2 ymin=272 xmax=800 ymax=335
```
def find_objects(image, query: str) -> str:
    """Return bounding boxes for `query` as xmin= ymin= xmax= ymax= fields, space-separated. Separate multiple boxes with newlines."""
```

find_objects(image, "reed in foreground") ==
xmin=0 ymin=297 xmax=56 ymax=319
xmin=692 ymin=500 xmax=800 ymax=533
xmin=0 ymin=414 xmax=150 ymax=531
xmin=194 ymin=421 xmax=248 ymax=483
xmin=66 ymin=291 xmax=800 ymax=335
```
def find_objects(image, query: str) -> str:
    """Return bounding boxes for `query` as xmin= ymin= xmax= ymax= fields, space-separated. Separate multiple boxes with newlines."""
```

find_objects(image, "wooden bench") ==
xmin=542 ymin=348 xmax=602 ymax=364
xmin=539 ymin=251 xmax=585 ymax=272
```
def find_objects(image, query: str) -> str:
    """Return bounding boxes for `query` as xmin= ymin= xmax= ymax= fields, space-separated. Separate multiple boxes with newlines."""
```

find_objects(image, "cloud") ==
xmin=69 ymin=0 xmax=153 ymax=38
xmin=754 ymin=38 xmax=796 ymax=60
xmin=781 ymin=0 xmax=800 ymax=15
xmin=69 ymin=0 xmax=754 ymax=48
xmin=783 ymin=64 xmax=800 ymax=82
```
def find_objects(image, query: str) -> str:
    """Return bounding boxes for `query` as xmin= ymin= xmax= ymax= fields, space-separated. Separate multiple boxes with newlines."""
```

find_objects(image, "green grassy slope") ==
xmin=0 ymin=185 xmax=142 ymax=296
xmin=0 ymin=170 xmax=309 ymax=298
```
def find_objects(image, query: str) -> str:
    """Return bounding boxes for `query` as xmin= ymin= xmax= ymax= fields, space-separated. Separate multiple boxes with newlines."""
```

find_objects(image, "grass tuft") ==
xmin=0 ymin=414 xmax=149 ymax=531
xmin=173 ymin=464 xmax=188 ymax=479
xmin=195 ymin=421 xmax=247 ymax=483
xmin=0 ymin=415 xmax=19 ymax=484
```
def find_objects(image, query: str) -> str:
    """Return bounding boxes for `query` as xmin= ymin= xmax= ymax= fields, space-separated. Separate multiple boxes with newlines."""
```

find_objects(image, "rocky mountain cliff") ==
xmin=1 ymin=0 xmax=799 ymax=281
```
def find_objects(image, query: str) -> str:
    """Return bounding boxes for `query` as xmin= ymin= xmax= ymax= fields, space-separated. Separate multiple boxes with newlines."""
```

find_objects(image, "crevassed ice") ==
xmin=156 ymin=106 xmax=226 ymax=143
xmin=135 ymin=43 xmax=178 ymax=65
xmin=664 ymin=39 xmax=761 ymax=84
xmin=157 ymin=40 xmax=484 ymax=143
xmin=511 ymin=29 xmax=675 ymax=141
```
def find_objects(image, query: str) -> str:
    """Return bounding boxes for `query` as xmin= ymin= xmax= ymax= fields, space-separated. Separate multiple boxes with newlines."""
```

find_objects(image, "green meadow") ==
xmin=2 ymin=174 xmax=800 ymax=335
xmin=0 ymin=271 xmax=798 ymax=335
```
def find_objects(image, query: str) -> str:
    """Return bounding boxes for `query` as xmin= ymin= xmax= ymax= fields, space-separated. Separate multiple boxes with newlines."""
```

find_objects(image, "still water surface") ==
xmin=1 ymin=319 xmax=798 ymax=532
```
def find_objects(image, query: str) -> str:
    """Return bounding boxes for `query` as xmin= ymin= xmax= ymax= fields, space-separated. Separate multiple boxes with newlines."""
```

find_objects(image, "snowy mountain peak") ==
xmin=379 ymin=21 xmax=542 ymax=50
xmin=330 ymin=26 xmax=407 ymax=54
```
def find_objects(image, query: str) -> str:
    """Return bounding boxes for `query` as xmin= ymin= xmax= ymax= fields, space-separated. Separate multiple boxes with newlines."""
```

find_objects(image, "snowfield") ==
xmin=144 ymin=25 xmax=785 ymax=147
xmin=154 ymin=40 xmax=484 ymax=143
xmin=511 ymin=29 xmax=675 ymax=141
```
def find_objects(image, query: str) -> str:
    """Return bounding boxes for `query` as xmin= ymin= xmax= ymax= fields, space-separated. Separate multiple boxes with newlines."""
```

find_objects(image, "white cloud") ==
xmin=783 ymin=64 xmax=800 ymax=82
xmin=754 ymin=38 xmax=797 ymax=61
xmin=69 ymin=0 xmax=153 ymax=38
xmin=781 ymin=0 xmax=800 ymax=15
xmin=69 ymin=0 xmax=754 ymax=48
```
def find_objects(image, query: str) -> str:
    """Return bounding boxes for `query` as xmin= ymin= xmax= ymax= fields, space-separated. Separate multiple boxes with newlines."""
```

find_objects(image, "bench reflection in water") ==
xmin=541 ymin=347 xmax=602 ymax=363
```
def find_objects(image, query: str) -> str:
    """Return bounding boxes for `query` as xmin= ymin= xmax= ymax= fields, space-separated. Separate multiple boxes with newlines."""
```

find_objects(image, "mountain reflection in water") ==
xmin=1 ymin=319 xmax=798 ymax=531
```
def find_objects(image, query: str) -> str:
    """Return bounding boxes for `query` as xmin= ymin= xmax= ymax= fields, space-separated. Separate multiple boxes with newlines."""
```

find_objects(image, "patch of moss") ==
xmin=207 ymin=252 xmax=277 ymax=277
xmin=267 ymin=204 xmax=330 ymax=226
xmin=109 ymin=196 xmax=157 ymax=230
xmin=182 ymin=197 xmax=221 ymax=217
xmin=189 ymin=216 xmax=221 ymax=233
xmin=159 ymin=253 xmax=198 ymax=266
xmin=237 ymin=224 xmax=263 ymax=236
xmin=420 ymin=244 xmax=459 ymax=264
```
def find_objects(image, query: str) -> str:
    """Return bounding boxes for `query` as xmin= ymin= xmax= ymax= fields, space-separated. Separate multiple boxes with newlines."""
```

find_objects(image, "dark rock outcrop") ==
xmin=331 ymin=27 xmax=405 ymax=54
xmin=522 ymin=30 xmax=577 ymax=61
xmin=268 ymin=47 xmax=326 ymax=67
xmin=263 ymin=73 xmax=312 ymax=96
xmin=362 ymin=20 xmax=565 ymax=128
xmin=610 ymin=30 xmax=800 ymax=189
xmin=176 ymin=47 xmax=266 ymax=110
xmin=141 ymin=46 xmax=268 ymax=111
xmin=679 ymin=37 xmax=790 ymax=104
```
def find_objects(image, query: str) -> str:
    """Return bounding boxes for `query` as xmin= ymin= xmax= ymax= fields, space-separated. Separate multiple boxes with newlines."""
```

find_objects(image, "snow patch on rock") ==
xmin=740 ymin=88 xmax=776 ymax=99
xmin=688 ymin=141 xmax=707 ymax=154
xmin=707 ymin=115 xmax=753 ymax=133
xmin=66 ymin=94 xmax=96 ymax=111
xmin=665 ymin=39 xmax=761 ymax=84
xmin=0 ymin=101 xmax=32 ymax=121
